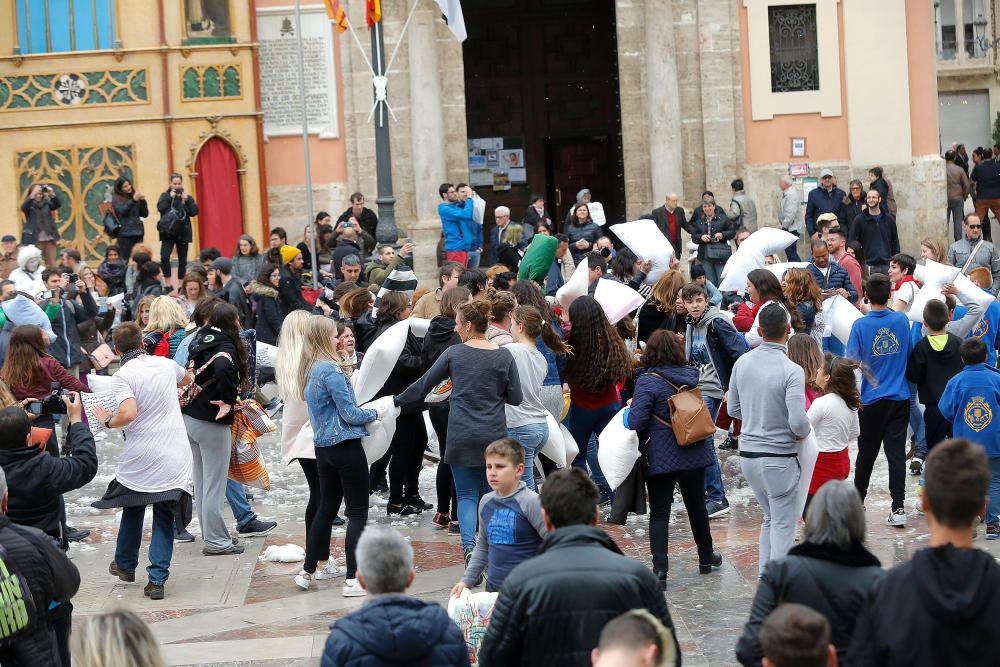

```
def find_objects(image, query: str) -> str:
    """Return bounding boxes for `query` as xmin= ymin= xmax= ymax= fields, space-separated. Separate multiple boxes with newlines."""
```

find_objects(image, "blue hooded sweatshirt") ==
xmin=438 ymin=199 xmax=475 ymax=252
xmin=955 ymin=298 xmax=1000 ymax=367
xmin=847 ymin=308 xmax=911 ymax=405
xmin=939 ymin=363 xmax=1000 ymax=457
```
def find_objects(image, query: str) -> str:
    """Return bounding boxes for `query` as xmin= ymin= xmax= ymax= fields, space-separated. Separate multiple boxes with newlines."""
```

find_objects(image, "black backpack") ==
xmin=157 ymin=199 xmax=187 ymax=238
xmin=0 ymin=542 xmax=37 ymax=647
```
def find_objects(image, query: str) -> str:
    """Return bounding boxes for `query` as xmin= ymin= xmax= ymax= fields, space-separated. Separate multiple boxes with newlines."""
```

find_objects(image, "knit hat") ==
xmin=689 ymin=263 xmax=706 ymax=279
xmin=211 ymin=257 xmax=234 ymax=275
xmin=372 ymin=263 xmax=418 ymax=317
xmin=279 ymin=244 xmax=301 ymax=266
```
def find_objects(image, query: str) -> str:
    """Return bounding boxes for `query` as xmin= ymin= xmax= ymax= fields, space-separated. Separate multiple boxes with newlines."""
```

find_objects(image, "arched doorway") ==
xmin=194 ymin=137 xmax=244 ymax=254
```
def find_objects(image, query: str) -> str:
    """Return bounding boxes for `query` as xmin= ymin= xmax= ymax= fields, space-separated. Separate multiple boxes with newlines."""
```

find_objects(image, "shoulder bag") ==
xmin=178 ymin=351 xmax=233 ymax=408
xmin=100 ymin=202 xmax=120 ymax=239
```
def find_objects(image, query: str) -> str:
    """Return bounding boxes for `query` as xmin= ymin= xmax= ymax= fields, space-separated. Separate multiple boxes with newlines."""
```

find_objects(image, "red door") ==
xmin=195 ymin=137 xmax=244 ymax=253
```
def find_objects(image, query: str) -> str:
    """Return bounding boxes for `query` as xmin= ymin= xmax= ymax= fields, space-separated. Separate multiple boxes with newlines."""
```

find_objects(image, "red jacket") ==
xmin=11 ymin=356 xmax=90 ymax=401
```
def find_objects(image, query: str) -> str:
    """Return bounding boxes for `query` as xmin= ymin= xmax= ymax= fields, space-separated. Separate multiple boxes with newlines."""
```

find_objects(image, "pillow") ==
xmin=733 ymin=227 xmax=798 ymax=258
xmin=560 ymin=423 xmax=579 ymax=465
xmin=764 ymin=262 xmax=810 ymax=281
xmin=539 ymin=412 xmax=566 ymax=467
xmin=597 ymin=406 xmax=640 ymax=491
xmin=555 ymin=257 xmax=591 ymax=308
xmin=794 ymin=431 xmax=820 ymax=519
xmin=517 ymin=234 xmax=559 ymax=283
xmin=593 ymin=278 xmax=646 ymax=325
xmin=81 ymin=391 xmax=118 ymax=434
xmin=828 ymin=295 xmax=862 ymax=344
xmin=907 ymin=260 xmax=960 ymax=324
xmin=719 ymin=227 xmax=798 ymax=292
xmin=256 ymin=341 xmax=278 ymax=369
xmin=954 ymin=273 xmax=998 ymax=314
xmin=352 ymin=319 xmax=409 ymax=404
xmin=409 ymin=317 xmax=431 ymax=338
xmin=86 ymin=373 xmax=115 ymax=393
xmin=609 ymin=220 xmax=676 ymax=285
xmin=360 ymin=396 xmax=399 ymax=465
xmin=589 ymin=201 xmax=607 ymax=226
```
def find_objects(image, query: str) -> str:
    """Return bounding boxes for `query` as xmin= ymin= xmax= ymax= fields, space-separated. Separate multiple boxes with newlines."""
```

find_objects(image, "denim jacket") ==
xmin=304 ymin=361 xmax=377 ymax=447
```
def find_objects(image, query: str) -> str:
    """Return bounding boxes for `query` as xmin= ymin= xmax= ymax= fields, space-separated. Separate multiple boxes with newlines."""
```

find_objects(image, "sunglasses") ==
xmin=968 ymin=224 xmax=982 ymax=229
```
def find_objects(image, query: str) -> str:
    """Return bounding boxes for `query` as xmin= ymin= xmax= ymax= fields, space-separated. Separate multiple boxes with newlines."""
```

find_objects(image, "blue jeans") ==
xmin=989 ymin=457 xmax=1000 ymax=525
xmin=566 ymin=402 xmax=620 ymax=502
xmin=452 ymin=464 xmax=489 ymax=551
xmin=116 ymin=501 xmax=175 ymax=585
xmin=467 ymin=251 xmax=481 ymax=269
xmin=226 ymin=479 xmax=257 ymax=530
xmin=702 ymin=395 xmax=727 ymax=505
xmin=508 ymin=422 xmax=549 ymax=491
xmin=908 ymin=381 xmax=928 ymax=459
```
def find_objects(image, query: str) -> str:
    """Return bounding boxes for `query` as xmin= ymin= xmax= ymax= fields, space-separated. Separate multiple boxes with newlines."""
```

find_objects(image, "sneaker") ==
xmin=718 ymin=435 xmax=739 ymax=451
xmin=987 ymin=523 xmax=1000 ymax=540
xmin=174 ymin=529 xmax=196 ymax=543
xmin=315 ymin=560 xmax=346 ymax=580
xmin=108 ymin=561 xmax=135 ymax=582
xmin=906 ymin=435 xmax=916 ymax=460
xmin=294 ymin=570 xmax=313 ymax=590
xmin=333 ymin=515 xmax=346 ymax=526
xmin=404 ymin=495 xmax=434 ymax=511
xmin=369 ymin=493 xmax=388 ymax=507
xmin=448 ymin=521 xmax=460 ymax=535
xmin=202 ymin=543 xmax=245 ymax=556
xmin=387 ymin=503 xmax=422 ymax=516
xmin=236 ymin=519 xmax=277 ymax=538
xmin=887 ymin=508 xmax=907 ymax=526
xmin=342 ymin=578 xmax=367 ymax=597
xmin=432 ymin=512 xmax=450 ymax=529
xmin=265 ymin=398 xmax=284 ymax=419
xmin=909 ymin=458 xmax=923 ymax=476
xmin=144 ymin=582 xmax=165 ymax=600
xmin=64 ymin=526 xmax=90 ymax=543
xmin=706 ymin=501 xmax=731 ymax=519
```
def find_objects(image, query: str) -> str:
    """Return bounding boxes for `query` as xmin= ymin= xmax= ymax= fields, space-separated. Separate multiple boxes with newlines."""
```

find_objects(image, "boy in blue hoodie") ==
xmin=438 ymin=182 xmax=475 ymax=267
xmin=938 ymin=337 xmax=1000 ymax=538
xmin=847 ymin=273 xmax=912 ymax=526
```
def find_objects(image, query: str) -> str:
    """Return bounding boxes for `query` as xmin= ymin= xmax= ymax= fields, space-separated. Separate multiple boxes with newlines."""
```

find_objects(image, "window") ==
xmin=184 ymin=0 xmax=233 ymax=44
xmin=768 ymin=4 xmax=819 ymax=93
xmin=15 ymin=0 xmax=118 ymax=55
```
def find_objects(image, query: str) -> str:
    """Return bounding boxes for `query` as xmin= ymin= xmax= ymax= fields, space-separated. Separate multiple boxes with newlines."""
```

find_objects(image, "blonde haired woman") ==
xmin=294 ymin=316 xmax=382 ymax=596
xmin=142 ymin=295 xmax=189 ymax=358
xmin=70 ymin=609 xmax=165 ymax=667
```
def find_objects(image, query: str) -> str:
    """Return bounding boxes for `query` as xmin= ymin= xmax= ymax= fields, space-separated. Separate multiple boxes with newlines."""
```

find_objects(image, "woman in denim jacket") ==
xmin=294 ymin=316 xmax=382 ymax=597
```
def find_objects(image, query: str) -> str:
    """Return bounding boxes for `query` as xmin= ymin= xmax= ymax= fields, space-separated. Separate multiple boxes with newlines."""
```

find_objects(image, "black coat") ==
xmin=0 ymin=423 xmax=97 ymax=542
xmin=687 ymin=211 xmax=735 ymax=262
xmin=636 ymin=302 xmax=685 ymax=345
xmin=352 ymin=311 xmax=378 ymax=354
xmin=156 ymin=191 xmax=199 ymax=243
xmin=181 ymin=326 xmax=241 ymax=425
xmin=735 ymin=541 xmax=883 ymax=667
xmin=248 ymin=282 xmax=282 ymax=346
xmin=277 ymin=265 xmax=311 ymax=316
xmin=19 ymin=194 xmax=61 ymax=246
xmin=847 ymin=210 xmax=900 ymax=266
xmin=373 ymin=320 xmax=423 ymax=401
xmin=838 ymin=193 xmax=865 ymax=236
xmin=111 ymin=194 xmax=149 ymax=239
xmin=479 ymin=525 xmax=681 ymax=667
xmin=220 ymin=278 xmax=251 ymax=328
xmin=331 ymin=239 xmax=364 ymax=279
xmin=645 ymin=205 xmax=686 ymax=254
xmin=337 ymin=206 xmax=379 ymax=241
xmin=321 ymin=594 xmax=470 ymax=667
xmin=0 ymin=516 xmax=80 ymax=667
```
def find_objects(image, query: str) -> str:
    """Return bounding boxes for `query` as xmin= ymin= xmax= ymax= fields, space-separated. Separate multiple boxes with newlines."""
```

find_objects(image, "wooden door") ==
xmin=547 ymin=136 xmax=614 ymax=230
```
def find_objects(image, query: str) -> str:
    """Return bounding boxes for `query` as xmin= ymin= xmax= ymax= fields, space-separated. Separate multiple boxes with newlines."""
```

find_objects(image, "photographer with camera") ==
xmin=111 ymin=176 xmax=148 ymax=262
xmin=157 ymin=173 xmax=199 ymax=285
xmin=20 ymin=183 xmax=62 ymax=268
xmin=40 ymin=269 xmax=99 ymax=379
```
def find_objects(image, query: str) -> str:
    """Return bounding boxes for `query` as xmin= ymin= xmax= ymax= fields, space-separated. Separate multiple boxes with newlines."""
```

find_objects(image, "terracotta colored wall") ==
xmin=906 ymin=0 xmax=940 ymax=156
xmin=739 ymin=1 xmax=851 ymax=164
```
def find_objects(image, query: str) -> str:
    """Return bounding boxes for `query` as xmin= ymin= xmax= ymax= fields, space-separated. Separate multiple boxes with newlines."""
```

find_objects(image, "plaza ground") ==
xmin=63 ymin=424 xmax=1000 ymax=667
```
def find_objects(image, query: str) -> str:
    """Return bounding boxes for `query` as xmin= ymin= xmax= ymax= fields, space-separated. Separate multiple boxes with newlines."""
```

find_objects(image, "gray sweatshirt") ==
xmin=728 ymin=341 xmax=812 ymax=454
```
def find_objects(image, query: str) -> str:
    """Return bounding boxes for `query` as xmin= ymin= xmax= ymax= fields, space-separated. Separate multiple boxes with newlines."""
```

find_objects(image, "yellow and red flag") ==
xmin=324 ymin=0 xmax=348 ymax=33
xmin=366 ymin=0 xmax=381 ymax=28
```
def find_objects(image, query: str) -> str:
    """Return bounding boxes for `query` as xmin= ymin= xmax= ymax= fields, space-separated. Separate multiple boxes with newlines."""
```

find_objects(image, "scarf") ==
xmin=119 ymin=348 xmax=145 ymax=367
xmin=893 ymin=274 xmax=920 ymax=291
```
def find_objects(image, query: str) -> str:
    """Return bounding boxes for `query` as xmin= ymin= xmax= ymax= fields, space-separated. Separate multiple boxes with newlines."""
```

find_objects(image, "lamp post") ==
xmin=370 ymin=20 xmax=399 ymax=245
xmin=293 ymin=0 xmax=319 ymax=289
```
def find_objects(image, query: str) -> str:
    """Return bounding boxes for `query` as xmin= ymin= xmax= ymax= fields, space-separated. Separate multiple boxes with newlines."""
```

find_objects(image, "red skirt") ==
xmin=808 ymin=448 xmax=850 ymax=495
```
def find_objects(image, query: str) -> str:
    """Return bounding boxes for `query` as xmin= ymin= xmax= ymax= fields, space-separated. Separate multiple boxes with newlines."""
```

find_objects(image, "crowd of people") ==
xmin=2 ymin=167 xmax=1000 ymax=667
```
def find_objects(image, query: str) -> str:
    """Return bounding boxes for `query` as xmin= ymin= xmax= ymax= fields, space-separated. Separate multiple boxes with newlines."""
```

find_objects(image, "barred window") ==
xmin=768 ymin=4 xmax=819 ymax=93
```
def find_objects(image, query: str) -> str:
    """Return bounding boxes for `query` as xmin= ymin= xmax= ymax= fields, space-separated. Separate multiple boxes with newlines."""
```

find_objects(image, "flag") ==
xmin=366 ymin=0 xmax=381 ymax=28
xmin=324 ymin=0 xmax=348 ymax=33
xmin=434 ymin=0 xmax=467 ymax=41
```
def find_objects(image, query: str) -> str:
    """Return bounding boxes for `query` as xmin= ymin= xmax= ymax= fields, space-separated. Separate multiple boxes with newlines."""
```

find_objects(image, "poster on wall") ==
xmin=468 ymin=136 xmax=527 ymax=187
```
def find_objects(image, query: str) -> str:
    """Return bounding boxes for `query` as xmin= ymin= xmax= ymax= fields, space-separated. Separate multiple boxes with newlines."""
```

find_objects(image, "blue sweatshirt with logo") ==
xmin=955 ymin=299 xmax=1000 ymax=367
xmin=939 ymin=363 xmax=1000 ymax=457
xmin=847 ymin=308 xmax=912 ymax=405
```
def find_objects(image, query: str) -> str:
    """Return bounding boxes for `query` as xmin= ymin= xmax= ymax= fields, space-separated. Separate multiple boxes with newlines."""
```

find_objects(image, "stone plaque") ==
xmin=256 ymin=6 xmax=340 ymax=138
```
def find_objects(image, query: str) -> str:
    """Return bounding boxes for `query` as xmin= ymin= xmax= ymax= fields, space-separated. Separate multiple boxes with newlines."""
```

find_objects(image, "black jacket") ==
xmin=331 ymin=239 xmax=364 ymax=279
xmin=847 ymin=210 xmax=900 ymax=265
xmin=337 ymin=206 xmax=379 ymax=241
xmin=156 ymin=191 xmax=199 ymax=243
xmin=373 ymin=320 xmax=423 ymax=407
xmin=845 ymin=544 xmax=1000 ymax=667
xmin=636 ymin=302 xmax=685 ymax=345
xmin=220 ymin=278 xmax=251 ymax=328
xmin=687 ymin=210 xmax=735 ymax=262
xmin=352 ymin=312 xmax=379 ymax=354
xmin=479 ymin=525 xmax=681 ymax=667
xmin=0 ymin=423 xmax=97 ymax=542
xmin=838 ymin=193 xmax=865 ymax=236
xmin=181 ymin=326 xmax=241 ymax=425
xmin=248 ymin=282 xmax=281 ymax=346
xmin=278 ymin=265 xmax=311 ymax=316
xmin=906 ymin=333 xmax=964 ymax=404
xmin=111 ymin=193 xmax=149 ymax=239
xmin=49 ymin=292 xmax=99 ymax=368
xmin=19 ymin=194 xmax=61 ymax=246
xmin=644 ymin=205 xmax=685 ymax=254
xmin=98 ymin=259 xmax=127 ymax=296
xmin=0 ymin=516 xmax=80 ymax=666
xmin=421 ymin=315 xmax=460 ymax=372
xmin=735 ymin=540 xmax=883 ymax=667
xmin=321 ymin=594 xmax=470 ymax=667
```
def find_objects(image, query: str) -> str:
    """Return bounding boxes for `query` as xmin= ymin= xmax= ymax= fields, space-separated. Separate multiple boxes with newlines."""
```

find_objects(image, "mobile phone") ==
xmin=38 ymin=290 xmax=54 ymax=300
xmin=67 ymin=273 xmax=79 ymax=283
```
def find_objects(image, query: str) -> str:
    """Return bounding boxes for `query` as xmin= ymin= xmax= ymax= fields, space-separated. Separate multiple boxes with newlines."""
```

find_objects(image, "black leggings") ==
xmin=160 ymin=239 xmax=189 ymax=279
xmin=117 ymin=236 xmax=141 ymax=262
xmin=304 ymin=440 xmax=369 ymax=577
xmin=429 ymin=406 xmax=457 ymax=517
xmin=646 ymin=467 xmax=714 ymax=574
xmin=388 ymin=413 xmax=426 ymax=504
xmin=297 ymin=458 xmax=326 ymax=558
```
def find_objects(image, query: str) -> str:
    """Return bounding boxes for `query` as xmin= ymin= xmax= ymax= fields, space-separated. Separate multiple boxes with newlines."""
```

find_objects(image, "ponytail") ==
xmin=513 ymin=305 xmax=570 ymax=355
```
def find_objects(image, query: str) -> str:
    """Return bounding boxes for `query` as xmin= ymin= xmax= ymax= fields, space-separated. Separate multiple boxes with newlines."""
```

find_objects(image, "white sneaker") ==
xmin=315 ymin=560 xmax=345 ymax=580
xmin=293 ymin=571 xmax=313 ymax=590
xmin=369 ymin=493 xmax=388 ymax=507
xmin=887 ymin=508 xmax=907 ymax=526
xmin=342 ymin=578 xmax=367 ymax=597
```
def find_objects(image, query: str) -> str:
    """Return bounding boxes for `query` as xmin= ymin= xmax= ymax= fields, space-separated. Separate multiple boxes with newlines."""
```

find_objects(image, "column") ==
xmin=645 ymin=0 xmax=684 ymax=206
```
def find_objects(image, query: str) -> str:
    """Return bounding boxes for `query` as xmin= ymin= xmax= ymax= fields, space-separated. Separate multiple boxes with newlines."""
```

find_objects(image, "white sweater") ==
xmin=807 ymin=393 xmax=859 ymax=453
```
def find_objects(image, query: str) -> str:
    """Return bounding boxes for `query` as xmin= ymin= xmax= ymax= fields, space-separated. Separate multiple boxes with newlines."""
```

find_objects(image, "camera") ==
xmin=67 ymin=273 xmax=79 ymax=284
xmin=599 ymin=247 xmax=612 ymax=259
xmin=174 ymin=187 xmax=184 ymax=195
xmin=28 ymin=383 xmax=71 ymax=415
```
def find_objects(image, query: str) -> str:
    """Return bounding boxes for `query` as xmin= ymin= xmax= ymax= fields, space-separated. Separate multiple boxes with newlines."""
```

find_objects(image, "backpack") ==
xmin=153 ymin=329 xmax=181 ymax=358
xmin=178 ymin=351 xmax=233 ymax=408
xmin=649 ymin=372 xmax=718 ymax=446
xmin=0 ymin=542 xmax=37 ymax=647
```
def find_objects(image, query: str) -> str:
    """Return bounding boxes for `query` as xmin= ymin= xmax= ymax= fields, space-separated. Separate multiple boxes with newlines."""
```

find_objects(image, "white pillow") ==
xmin=609 ymin=220 xmax=676 ymax=285
xmin=593 ymin=278 xmax=646 ymax=325
xmin=597 ymin=407 xmax=640 ymax=491
xmin=828 ymin=295 xmax=862 ymax=344
xmin=256 ymin=341 xmax=278 ymax=369
xmin=908 ymin=260 xmax=960 ymax=324
xmin=81 ymin=391 xmax=118 ymax=434
xmin=954 ymin=273 xmax=997 ymax=315
xmin=556 ymin=258 xmax=591 ymax=308
xmin=352 ymin=319 xmax=409 ymax=404
xmin=360 ymin=397 xmax=399 ymax=465
xmin=733 ymin=227 xmax=798 ymax=258
xmin=794 ymin=431 xmax=820 ymax=519
xmin=589 ymin=201 xmax=607 ymax=226
xmin=719 ymin=227 xmax=798 ymax=292
xmin=764 ymin=262 xmax=810 ymax=281
xmin=86 ymin=373 xmax=115 ymax=394
xmin=409 ymin=317 xmax=430 ymax=338
xmin=539 ymin=412 xmax=565 ymax=467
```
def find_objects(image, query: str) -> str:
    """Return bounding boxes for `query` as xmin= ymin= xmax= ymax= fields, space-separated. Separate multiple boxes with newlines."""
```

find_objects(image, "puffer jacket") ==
xmin=479 ymin=525 xmax=680 ymax=667
xmin=627 ymin=365 xmax=715 ymax=476
xmin=0 ymin=516 xmax=80 ymax=666
xmin=181 ymin=326 xmax=241 ymax=425
xmin=736 ymin=540 xmax=883 ymax=667
xmin=303 ymin=361 xmax=376 ymax=447
xmin=248 ymin=281 xmax=282 ymax=346
xmin=321 ymin=594 xmax=470 ymax=667
xmin=112 ymin=193 xmax=149 ymax=239
xmin=565 ymin=219 xmax=603 ymax=264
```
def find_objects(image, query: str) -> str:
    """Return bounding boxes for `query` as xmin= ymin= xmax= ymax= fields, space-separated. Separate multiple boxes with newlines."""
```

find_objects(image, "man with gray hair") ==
xmin=488 ymin=205 xmax=529 ymax=266
xmin=778 ymin=175 xmax=804 ymax=261
xmin=320 ymin=526 xmax=470 ymax=666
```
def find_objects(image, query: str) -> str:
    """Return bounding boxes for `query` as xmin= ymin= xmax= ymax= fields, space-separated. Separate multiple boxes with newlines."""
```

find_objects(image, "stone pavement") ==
xmin=64 ymin=426 xmax=1000 ymax=667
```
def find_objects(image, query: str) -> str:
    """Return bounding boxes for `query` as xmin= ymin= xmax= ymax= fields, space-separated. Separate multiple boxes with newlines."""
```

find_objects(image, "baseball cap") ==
xmin=1 ymin=235 xmax=16 ymax=243
xmin=819 ymin=168 xmax=834 ymax=178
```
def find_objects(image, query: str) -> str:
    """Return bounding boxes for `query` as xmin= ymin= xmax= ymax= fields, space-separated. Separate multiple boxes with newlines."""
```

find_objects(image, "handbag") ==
xmin=178 ymin=351 xmax=233 ymax=408
xmin=229 ymin=399 xmax=276 ymax=489
xmin=704 ymin=241 xmax=731 ymax=261
xmin=100 ymin=202 xmax=120 ymax=238
xmin=82 ymin=343 xmax=115 ymax=371
xmin=650 ymin=372 xmax=717 ymax=446
xmin=156 ymin=201 xmax=186 ymax=238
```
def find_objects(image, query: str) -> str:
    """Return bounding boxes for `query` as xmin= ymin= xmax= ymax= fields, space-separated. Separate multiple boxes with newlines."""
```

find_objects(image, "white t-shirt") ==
xmin=892 ymin=281 xmax=917 ymax=313
xmin=111 ymin=355 xmax=194 ymax=494
xmin=807 ymin=393 xmax=860 ymax=453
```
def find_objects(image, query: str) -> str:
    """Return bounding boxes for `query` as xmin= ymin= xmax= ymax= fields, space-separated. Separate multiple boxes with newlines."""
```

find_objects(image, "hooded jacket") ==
xmin=420 ymin=314 xmax=460 ymax=372
xmin=685 ymin=306 xmax=748 ymax=396
xmin=248 ymin=281 xmax=281 ymax=345
xmin=847 ymin=209 xmax=900 ymax=266
xmin=321 ymin=594 xmax=470 ymax=667
xmin=479 ymin=525 xmax=680 ymax=667
xmin=938 ymin=362 xmax=1000 ymax=456
xmin=845 ymin=544 xmax=1000 ymax=667
xmin=9 ymin=245 xmax=45 ymax=296
xmin=181 ymin=326 xmax=241 ymax=425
